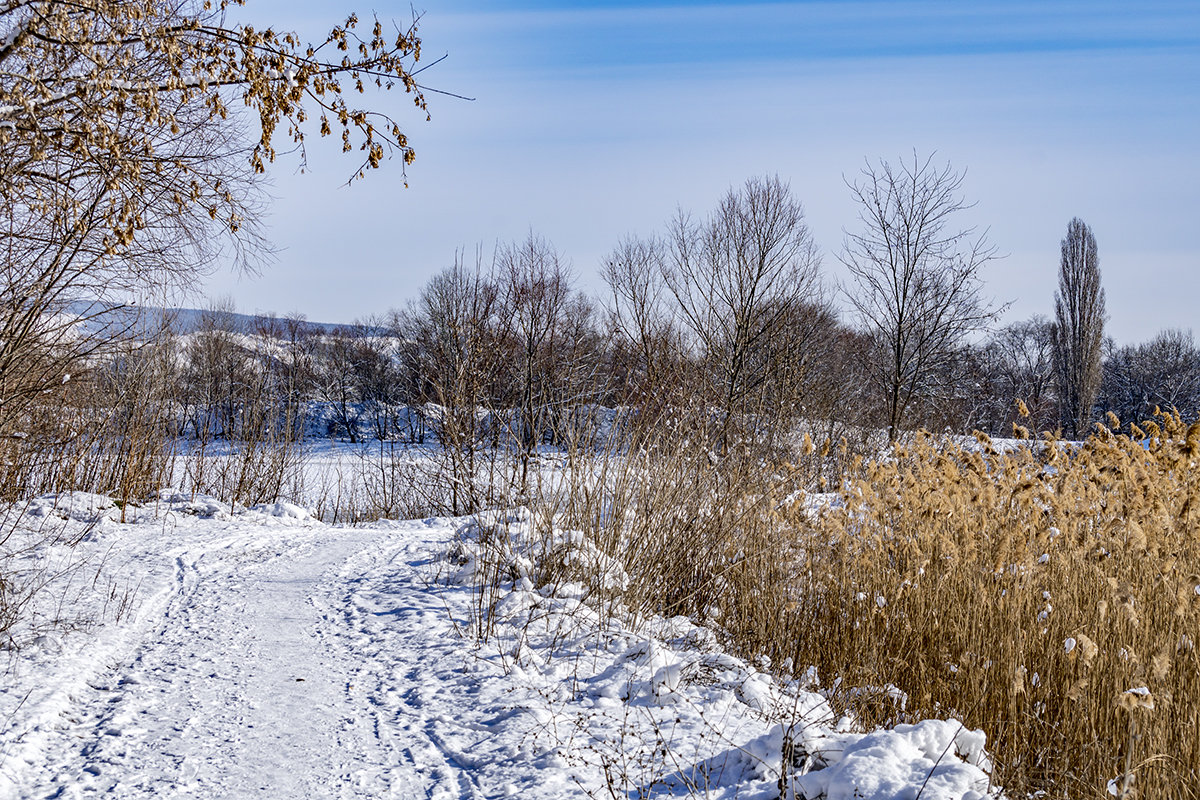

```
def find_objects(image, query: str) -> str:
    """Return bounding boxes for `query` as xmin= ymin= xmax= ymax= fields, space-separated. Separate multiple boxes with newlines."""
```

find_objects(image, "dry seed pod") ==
xmin=1066 ymin=678 xmax=1089 ymax=702
xmin=1186 ymin=422 xmax=1200 ymax=455
xmin=1151 ymin=651 xmax=1171 ymax=680
xmin=1076 ymin=634 xmax=1099 ymax=667
xmin=1126 ymin=521 xmax=1147 ymax=551
xmin=1011 ymin=664 xmax=1027 ymax=696
xmin=1119 ymin=598 xmax=1140 ymax=627
xmin=1117 ymin=686 xmax=1155 ymax=712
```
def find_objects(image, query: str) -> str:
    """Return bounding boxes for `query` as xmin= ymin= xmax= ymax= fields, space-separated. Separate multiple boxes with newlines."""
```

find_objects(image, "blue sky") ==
xmin=211 ymin=1 xmax=1200 ymax=343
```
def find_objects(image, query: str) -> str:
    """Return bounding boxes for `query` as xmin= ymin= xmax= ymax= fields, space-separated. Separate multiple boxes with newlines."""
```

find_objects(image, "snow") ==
xmin=788 ymin=721 xmax=994 ymax=800
xmin=0 ymin=494 xmax=1001 ymax=799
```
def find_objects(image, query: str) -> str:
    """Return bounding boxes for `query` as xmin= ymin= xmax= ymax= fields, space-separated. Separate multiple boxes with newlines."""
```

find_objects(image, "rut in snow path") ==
xmin=9 ymin=520 xmax=482 ymax=800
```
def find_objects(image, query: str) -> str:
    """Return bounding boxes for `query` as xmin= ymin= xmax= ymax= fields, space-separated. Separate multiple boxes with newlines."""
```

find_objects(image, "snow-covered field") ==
xmin=0 ymin=491 xmax=1000 ymax=799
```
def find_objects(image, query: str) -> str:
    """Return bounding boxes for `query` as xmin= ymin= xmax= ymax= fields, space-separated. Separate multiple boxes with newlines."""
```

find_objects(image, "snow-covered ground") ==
xmin=0 ymin=493 xmax=1000 ymax=799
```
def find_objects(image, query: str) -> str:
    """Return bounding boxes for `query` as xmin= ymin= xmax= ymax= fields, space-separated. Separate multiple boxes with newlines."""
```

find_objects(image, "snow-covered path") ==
xmin=1 ymin=496 xmax=1001 ymax=800
xmin=55 ymin=529 xmax=428 ymax=798
xmin=2 ymin=508 xmax=497 ymax=799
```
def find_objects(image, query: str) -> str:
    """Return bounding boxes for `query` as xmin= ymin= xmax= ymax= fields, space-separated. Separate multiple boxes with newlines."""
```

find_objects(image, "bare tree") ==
xmin=981 ymin=315 xmax=1057 ymax=435
xmin=0 ymin=0 xmax=430 ymax=442
xmin=1052 ymin=218 xmax=1105 ymax=439
xmin=1100 ymin=328 xmax=1200 ymax=427
xmin=662 ymin=175 xmax=824 ymax=448
xmin=601 ymin=235 xmax=681 ymax=406
xmin=256 ymin=312 xmax=318 ymax=429
xmin=180 ymin=299 xmax=253 ymax=441
xmin=347 ymin=316 xmax=407 ymax=441
xmin=839 ymin=152 xmax=1002 ymax=443
xmin=397 ymin=252 xmax=503 ymax=513
xmin=547 ymin=292 xmax=607 ymax=446
xmin=495 ymin=233 xmax=574 ymax=487
xmin=308 ymin=330 xmax=367 ymax=442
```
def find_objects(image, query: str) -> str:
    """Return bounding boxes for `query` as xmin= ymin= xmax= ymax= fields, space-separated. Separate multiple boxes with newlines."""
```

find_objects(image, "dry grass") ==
xmin=542 ymin=410 xmax=1200 ymax=798
xmin=787 ymin=416 xmax=1200 ymax=797
xmin=0 ymin=343 xmax=177 ymax=509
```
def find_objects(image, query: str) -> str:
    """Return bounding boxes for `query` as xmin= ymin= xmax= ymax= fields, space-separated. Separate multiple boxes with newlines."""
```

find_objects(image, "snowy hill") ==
xmin=67 ymin=301 xmax=375 ymax=339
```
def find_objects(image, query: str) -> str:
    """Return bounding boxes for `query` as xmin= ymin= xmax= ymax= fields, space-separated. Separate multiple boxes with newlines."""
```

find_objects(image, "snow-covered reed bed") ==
xmin=528 ymin=412 xmax=1200 ymax=798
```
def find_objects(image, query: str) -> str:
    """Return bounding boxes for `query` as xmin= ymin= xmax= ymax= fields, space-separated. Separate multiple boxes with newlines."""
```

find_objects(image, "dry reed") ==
xmin=542 ymin=409 xmax=1200 ymax=798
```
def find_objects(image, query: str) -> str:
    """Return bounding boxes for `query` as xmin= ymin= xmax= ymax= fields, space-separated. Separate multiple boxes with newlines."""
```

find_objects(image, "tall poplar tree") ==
xmin=1052 ymin=218 xmax=1106 ymax=439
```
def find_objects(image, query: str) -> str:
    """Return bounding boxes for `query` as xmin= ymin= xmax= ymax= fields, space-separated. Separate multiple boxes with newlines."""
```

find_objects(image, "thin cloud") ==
xmin=437 ymin=1 xmax=1200 ymax=73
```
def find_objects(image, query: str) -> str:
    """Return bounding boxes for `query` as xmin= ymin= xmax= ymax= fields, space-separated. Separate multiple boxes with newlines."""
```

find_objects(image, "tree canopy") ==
xmin=0 ymin=0 xmax=427 ymax=255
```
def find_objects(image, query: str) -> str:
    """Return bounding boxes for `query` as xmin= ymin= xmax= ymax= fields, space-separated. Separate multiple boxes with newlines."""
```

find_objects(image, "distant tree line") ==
xmin=4 ymin=159 xmax=1197 ymax=504
xmin=147 ymin=177 xmax=1195 ymax=455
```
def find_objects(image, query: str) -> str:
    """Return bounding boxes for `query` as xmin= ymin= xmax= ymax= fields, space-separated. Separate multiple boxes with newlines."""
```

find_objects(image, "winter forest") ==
xmin=2 ymin=2 xmax=1199 ymax=799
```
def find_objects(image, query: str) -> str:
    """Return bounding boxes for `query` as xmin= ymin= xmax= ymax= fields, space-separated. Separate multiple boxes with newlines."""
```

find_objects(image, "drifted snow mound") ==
xmin=248 ymin=501 xmax=315 ymax=522
xmin=24 ymin=492 xmax=123 ymax=523
xmin=155 ymin=490 xmax=231 ymax=519
xmin=151 ymin=491 xmax=317 ymax=522
xmin=21 ymin=490 xmax=320 ymax=524
xmin=747 ymin=719 xmax=994 ymax=800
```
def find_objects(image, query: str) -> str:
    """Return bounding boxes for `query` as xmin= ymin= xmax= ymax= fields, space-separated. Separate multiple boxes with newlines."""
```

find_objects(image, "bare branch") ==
xmin=838 ymin=152 xmax=1004 ymax=442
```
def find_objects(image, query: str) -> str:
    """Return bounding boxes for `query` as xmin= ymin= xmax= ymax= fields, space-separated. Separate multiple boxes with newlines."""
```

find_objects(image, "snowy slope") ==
xmin=0 ymin=496 xmax=1001 ymax=799
xmin=66 ymin=302 xmax=370 ymax=339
